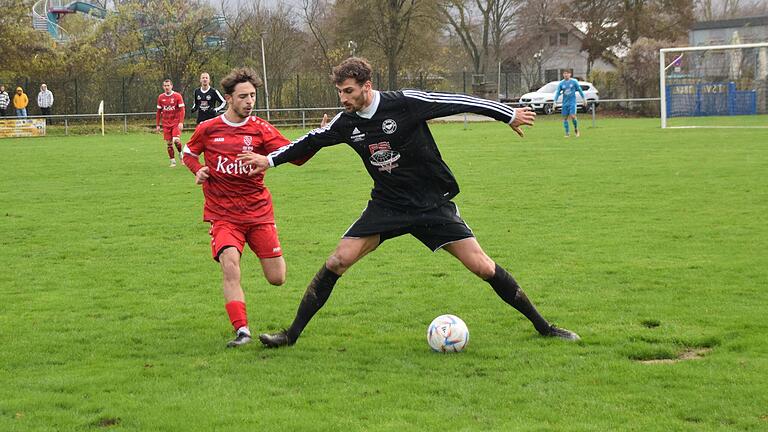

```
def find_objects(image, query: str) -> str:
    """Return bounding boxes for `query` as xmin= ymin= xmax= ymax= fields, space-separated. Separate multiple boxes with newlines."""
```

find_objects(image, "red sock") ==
xmin=166 ymin=144 xmax=175 ymax=159
xmin=225 ymin=301 xmax=248 ymax=331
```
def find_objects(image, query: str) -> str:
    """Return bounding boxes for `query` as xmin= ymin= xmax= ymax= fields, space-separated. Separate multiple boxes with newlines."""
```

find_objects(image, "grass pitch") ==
xmin=1 ymin=118 xmax=767 ymax=431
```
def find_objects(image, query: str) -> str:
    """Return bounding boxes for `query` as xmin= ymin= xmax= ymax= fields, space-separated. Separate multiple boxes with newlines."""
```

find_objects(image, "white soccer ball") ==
xmin=427 ymin=314 xmax=469 ymax=353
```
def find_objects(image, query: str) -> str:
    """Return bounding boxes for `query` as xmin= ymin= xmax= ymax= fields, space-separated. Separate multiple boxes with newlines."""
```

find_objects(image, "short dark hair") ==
xmin=163 ymin=79 xmax=172 ymax=84
xmin=331 ymin=57 xmax=372 ymax=86
xmin=220 ymin=67 xmax=263 ymax=95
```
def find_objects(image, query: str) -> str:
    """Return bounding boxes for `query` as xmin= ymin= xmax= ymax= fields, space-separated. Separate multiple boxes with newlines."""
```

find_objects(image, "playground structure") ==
xmin=32 ymin=0 xmax=107 ymax=43
xmin=32 ymin=0 xmax=225 ymax=49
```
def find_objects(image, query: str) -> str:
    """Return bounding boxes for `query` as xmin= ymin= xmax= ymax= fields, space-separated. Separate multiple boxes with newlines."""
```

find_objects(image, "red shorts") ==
xmin=163 ymin=124 xmax=181 ymax=141
xmin=209 ymin=220 xmax=282 ymax=261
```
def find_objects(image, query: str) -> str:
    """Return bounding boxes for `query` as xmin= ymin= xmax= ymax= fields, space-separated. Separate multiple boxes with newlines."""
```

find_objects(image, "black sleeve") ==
xmin=268 ymin=113 xmax=345 ymax=167
xmin=402 ymin=89 xmax=516 ymax=124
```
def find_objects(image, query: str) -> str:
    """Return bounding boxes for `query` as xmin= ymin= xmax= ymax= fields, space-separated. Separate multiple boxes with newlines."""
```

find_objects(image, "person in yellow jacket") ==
xmin=13 ymin=87 xmax=28 ymax=118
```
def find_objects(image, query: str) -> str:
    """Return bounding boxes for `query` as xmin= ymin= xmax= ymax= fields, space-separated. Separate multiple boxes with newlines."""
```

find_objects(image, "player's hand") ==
xmin=237 ymin=151 xmax=270 ymax=176
xmin=155 ymin=125 xmax=160 ymax=132
xmin=179 ymin=122 xmax=184 ymax=131
xmin=510 ymin=107 xmax=535 ymax=137
xmin=320 ymin=113 xmax=329 ymax=128
xmin=195 ymin=166 xmax=210 ymax=184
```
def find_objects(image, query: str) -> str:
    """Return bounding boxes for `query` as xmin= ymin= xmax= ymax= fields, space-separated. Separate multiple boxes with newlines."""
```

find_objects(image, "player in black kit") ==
xmin=191 ymin=72 xmax=226 ymax=124
xmin=239 ymin=57 xmax=580 ymax=347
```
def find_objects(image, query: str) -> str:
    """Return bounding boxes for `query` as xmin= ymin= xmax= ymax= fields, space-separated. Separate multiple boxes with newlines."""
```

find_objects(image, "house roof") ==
xmin=692 ymin=15 xmax=768 ymax=31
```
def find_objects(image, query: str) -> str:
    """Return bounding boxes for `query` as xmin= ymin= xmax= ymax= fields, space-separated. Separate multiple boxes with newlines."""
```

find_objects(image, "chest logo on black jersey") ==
xmin=382 ymin=119 xmax=397 ymax=134
xmin=369 ymin=142 xmax=400 ymax=173
xmin=351 ymin=127 xmax=366 ymax=142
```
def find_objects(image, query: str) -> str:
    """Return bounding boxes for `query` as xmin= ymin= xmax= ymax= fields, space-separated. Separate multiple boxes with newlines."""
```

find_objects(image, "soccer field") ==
xmin=1 ymin=118 xmax=767 ymax=431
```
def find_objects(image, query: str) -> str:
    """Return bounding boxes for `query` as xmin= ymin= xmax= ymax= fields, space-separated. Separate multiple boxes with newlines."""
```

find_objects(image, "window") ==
xmin=560 ymin=33 xmax=569 ymax=46
xmin=549 ymin=34 xmax=557 ymax=46
xmin=545 ymin=69 xmax=559 ymax=82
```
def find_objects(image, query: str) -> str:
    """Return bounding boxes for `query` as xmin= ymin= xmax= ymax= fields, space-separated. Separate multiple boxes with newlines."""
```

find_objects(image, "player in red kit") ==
xmin=156 ymin=79 xmax=185 ymax=167
xmin=182 ymin=67 xmax=310 ymax=348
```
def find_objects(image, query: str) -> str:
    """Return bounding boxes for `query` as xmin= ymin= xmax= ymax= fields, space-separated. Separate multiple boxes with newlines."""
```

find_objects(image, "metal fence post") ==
xmin=65 ymin=118 xmax=68 ymax=135
xmin=124 ymin=115 xmax=128 ymax=133
xmin=302 ymin=110 xmax=305 ymax=129
xmin=591 ymin=102 xmax=596 ymax=128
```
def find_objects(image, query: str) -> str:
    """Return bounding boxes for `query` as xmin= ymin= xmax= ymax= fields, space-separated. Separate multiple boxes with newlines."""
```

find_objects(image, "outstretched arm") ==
xmin=403 ymin=90 xmax=518 ymax=124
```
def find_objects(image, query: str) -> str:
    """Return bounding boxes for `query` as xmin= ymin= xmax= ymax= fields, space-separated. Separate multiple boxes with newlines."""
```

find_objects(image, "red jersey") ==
xmin=156 ymin=92 xmax=185 ymax=126
xmin=183 ymin=115 xmax=303 ymax=224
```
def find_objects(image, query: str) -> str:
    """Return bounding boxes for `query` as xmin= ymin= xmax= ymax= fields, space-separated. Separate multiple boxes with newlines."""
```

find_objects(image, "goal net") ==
xmin=660 ymin=42 xmax=768 ymax=128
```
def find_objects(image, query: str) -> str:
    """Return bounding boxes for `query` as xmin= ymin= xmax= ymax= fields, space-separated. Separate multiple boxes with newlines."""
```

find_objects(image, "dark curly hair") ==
xmin=220 ymin=67 xmax=263 ymax=95
xmin=331 ymin=57 xmax=372 ymax=86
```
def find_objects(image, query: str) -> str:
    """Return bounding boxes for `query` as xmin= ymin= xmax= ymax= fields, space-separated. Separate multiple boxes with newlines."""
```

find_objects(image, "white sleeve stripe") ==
xmin=402 ymin=90 xmax=516 ymax=116
xmin=214 ymin=90 xmax=226 ymax=111
xmin=267 ymin=112 xmax=343 ymax=160
xmin=178 ymin=103 xmax=185 ymax=107
xmin=404 ymin=92 xmax=516 ymax=122
xmin=402 ymin=90 xmax=516 ymax=119
xmin=182 ymin=145 xmax=198 ymax=157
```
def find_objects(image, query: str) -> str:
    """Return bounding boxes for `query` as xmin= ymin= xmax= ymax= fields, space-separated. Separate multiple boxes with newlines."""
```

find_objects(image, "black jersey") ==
xmin=268 ymin=90 xmax=517 ymax=212
xmin=191 ymin=87 xmax=226 ymax=123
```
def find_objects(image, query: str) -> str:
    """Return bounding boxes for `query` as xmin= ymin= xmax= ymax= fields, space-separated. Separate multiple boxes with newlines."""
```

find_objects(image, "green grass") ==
xmin=1 ymin=119 xmax=767 ymax=431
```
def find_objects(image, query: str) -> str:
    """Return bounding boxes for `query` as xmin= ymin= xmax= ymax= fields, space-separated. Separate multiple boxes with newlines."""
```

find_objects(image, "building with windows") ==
xmin=538 ymin=21 xmax=617 ymax=82
xmin=689 ymin=15 xmax=768 ymax=46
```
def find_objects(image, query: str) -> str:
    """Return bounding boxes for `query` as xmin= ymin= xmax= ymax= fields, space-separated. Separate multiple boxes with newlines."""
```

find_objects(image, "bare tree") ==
xmin=564 ymin=0 xmax=622 ymax=75
xmin=301 ymin=0 xmax=336 ymax=74
xmin=696 ymin=0 xmax=768 ymax=19
xmin=490 ymin=0 xmax=521 ymax=63
xmin=336 ymin=0 xmax=437 ymax=90
xmin=439 ymin=0 xmax=495 ymax=76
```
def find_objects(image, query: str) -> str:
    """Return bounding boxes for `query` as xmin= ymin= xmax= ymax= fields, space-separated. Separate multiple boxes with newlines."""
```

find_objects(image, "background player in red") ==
xmin=181 ymin=67 xmax=309 ymax=347
xmin=156 ymin=79 xmax=185 ymax=167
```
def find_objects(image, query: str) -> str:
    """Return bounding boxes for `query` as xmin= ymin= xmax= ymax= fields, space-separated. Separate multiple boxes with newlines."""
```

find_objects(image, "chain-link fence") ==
xmin=0 ymin=71 xmax=531 ymax=118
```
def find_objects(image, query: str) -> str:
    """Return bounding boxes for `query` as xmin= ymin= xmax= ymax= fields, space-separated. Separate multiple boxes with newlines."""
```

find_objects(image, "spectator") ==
xmin=13 ymin=87 xmax=28 ymax=118
xmin=0 ymin=85 xmax=9 ymax=117
xmin=37 ymin=83 xmax=54 ymax=123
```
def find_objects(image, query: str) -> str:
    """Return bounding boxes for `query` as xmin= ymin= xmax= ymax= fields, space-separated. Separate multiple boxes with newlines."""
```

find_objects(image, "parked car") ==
xmin=519 ymin=81 xmax=599 ymax=114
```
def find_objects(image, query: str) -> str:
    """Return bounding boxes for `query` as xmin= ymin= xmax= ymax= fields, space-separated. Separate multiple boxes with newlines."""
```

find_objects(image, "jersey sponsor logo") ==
xmin=162 ymin=105 xmax=177 ymax=111
xmin=368 ymin=141 xmax=400 ymax=173
xmin=214 ymin=137 xmax=225 ymax=142
xmin=351 ymin=127 xmax=365 ymax=142
xmin=242 ymin=136 xmax=253 ymax=153
xmin=215 ymin=155 xmax=250 ymax=175
xmin=382 ymin=119 xmax=397 ymax=134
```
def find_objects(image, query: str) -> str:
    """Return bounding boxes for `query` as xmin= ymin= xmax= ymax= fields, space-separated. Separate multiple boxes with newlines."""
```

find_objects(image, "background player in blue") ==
xmin=553 ymin=70 xmax=586 ymax=137
xmin=238 ymin=57 xmax=581 ymax=348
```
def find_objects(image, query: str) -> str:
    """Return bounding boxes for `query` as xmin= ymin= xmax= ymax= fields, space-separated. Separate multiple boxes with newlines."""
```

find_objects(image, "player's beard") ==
xmin=344 ymin=90 xmax=368 ymax=113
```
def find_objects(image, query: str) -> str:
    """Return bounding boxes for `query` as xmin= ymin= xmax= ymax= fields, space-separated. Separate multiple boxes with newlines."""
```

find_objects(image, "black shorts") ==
xmin=343 ymin=200 xmax=475 ymax=251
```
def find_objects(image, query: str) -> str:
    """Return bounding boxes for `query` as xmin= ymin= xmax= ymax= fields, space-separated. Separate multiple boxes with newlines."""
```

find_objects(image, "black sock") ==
xmin=286 ymin=265 xmax=340 ymax=342
xmin=486 ymin=264 xmax=551 ymax=335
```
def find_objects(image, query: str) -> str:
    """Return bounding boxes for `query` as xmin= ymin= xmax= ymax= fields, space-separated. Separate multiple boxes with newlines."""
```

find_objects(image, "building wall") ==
xmin=540 ymin=27 xmax=617 ymax=82
xmin=690 ymin=25 xmax=768 ymax=45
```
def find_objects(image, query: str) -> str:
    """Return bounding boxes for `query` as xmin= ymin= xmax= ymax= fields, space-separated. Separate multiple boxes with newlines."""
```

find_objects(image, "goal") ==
xmin=660 ymin=42 xmax=768 ymax=128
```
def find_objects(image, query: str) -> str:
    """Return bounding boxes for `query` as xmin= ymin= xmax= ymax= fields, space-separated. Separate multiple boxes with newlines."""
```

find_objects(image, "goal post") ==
xmin=660 ymin=42 xmax=768 ymax=128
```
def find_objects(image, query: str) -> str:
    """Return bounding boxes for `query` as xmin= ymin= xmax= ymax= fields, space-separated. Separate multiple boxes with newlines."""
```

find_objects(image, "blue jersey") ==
xmin=553 ymin=79 xmax=585 ymax=106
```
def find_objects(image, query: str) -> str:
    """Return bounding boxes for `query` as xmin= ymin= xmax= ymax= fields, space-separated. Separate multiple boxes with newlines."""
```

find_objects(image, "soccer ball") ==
xmin=427 ymin=314 xmax=469 ymax=353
